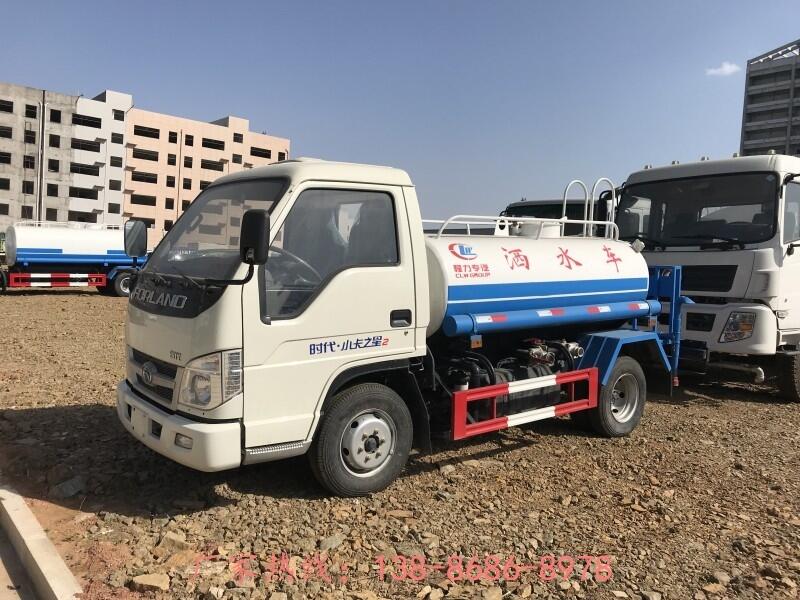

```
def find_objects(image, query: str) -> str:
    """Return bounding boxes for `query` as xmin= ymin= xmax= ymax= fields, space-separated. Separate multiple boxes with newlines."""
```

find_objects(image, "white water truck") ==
xmin=2 ymin=221 xmax=141 ymax=296
xmin=116 ymin=159 xmax=685 ymax=496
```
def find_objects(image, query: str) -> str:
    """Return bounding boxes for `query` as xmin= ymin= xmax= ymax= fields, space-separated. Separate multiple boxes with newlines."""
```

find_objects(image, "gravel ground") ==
xmin=0 ymin=289 xmax=798 ymax=600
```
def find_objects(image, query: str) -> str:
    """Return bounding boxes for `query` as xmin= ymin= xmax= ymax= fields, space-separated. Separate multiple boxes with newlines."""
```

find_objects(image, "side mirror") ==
xmin=124 ymin=220 xmax=148 ymax=258
xmin=240 ymin=210 xmax=270 ymax=265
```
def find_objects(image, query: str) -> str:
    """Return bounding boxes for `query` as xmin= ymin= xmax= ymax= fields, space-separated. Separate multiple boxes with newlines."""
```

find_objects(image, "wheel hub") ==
xmin=610 ymin=373 xmax=639 ymax=423
xmin=341 ymin=412 xmax=394 ymax=474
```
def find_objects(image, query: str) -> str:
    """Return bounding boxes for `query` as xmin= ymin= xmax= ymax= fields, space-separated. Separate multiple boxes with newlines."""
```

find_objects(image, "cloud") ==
xmin=706 ymin=61 xmax=741 ymax=77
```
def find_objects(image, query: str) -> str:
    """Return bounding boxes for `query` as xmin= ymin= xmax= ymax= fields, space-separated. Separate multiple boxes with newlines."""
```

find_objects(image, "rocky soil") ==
xmin=0 ymin=289 xmax=798 ymax=600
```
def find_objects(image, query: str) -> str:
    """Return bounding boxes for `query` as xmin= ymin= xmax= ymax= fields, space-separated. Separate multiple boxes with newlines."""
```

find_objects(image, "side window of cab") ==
xmin=265 ymin=188 xmax=398 ymax=319
xmin=784 ymin=182 xmax=800 ymax=244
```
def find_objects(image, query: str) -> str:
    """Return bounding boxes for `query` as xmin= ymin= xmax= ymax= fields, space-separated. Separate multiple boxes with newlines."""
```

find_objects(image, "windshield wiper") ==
xmin=165 ymin=263 xmax=206 ymax=289
xmin=672 ymin=235 xmax=746 ymax=250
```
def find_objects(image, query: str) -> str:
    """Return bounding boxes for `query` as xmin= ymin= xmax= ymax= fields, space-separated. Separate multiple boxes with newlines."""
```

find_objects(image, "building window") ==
xmin=132 ymin=148 xmax=158 ymax=161
xmin=109 ymin=179 xmax=122 ymax=191
xmin=70 ymin=162 xmax=100 ymax=176
xmin=0 ymin=203 xmax=8 ymax=215
xmin=165 ymin=198 xmax=174 ymax=210
xmin=46 ymin=208 xmax=58 ymax=221
xmin=164 ymin=220 xmax=173 ymax=231
xmin=233 ymin=132 xmax=243 ymax=143
xmin=47 ymin=183 xmax=58 ymax=197
xmin=0 ymin=178 xmax=10 ymax=190
xmin=0 ymin=99 xmax=12 ymax=113
xmin=21 ymin=205 xmax=33 ymax=219
xmin=68 ymin=210 xmax=97 ymax=223
xmin=25 ymin=104 xmax=37 ymax=119
xmin=185 ymin=134 xmax=194 ymax=146
xmin=111 ymin=132 xmax=124 ymax=144
xmin=182 ymin=200 xmax=190 ymax=211
xmin=250 ymin=146 xmax=271 ymax=159
xmin=202 ymin=137 xmax=224 ymax=151
xmin=168 ymin=131 xmax=177 ymax=143
xmin=134 ymin=125 xmax=160 ymax=139
xmin=72 ymin=113 xmax=102 ymax=128
xmin=167 ymin=153 xmax=176 ymax=166
xmin=48 ymin=158 xmax=59 ymax=172
xmin=130 ymin=194 xmax=157 ymax=206
xmin=199 ymin=181 xmax=210 ymax=190
xmin=113 ymin=109 xmax=125 ymax=121
xmin=108 ymin=203 xmax=120 ymax=214
xmin=131 ymin=171 xmax=158 ymax=184
xmin=0 ymin=151 xmax=9 ymax=164
xmin=184 ymin=156 xmax=193 ymax=168
xmin=201 ymin=158 xmax=224 ymax=172
xmin=49 ymin=134 xmax=60 ymax=148
xmin=232 ymin=154 xmax=242 ymax=164
xmin=71 ymin=138 xmax=101 ymax=152
xmin=278 ymin=151 xmax=287 ymax=161
xmin=69 ymin=186 xmax=99 ymax=200
xmin=0 ymin=126 xmax=11 ymax=139
xmin=110 ymin=156 xmax=123 ymax=168
xmin=23 ymin=155 xmax=35 ymax=169
xmin=183 ymin=178 xmax=192 ymax=190
xmin=50 ymin=109 xmax=61 ymax=123
xmin=166 ymin=175 xmax=175 ymax=188
xmin=22 ymin=181 xmax=34 ymax=194
xmin=24 ymin=130 xmax=36 ymax=144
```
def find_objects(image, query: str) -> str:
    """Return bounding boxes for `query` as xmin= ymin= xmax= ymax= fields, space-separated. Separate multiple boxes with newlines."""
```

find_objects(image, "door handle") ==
xmin=390 ymin=309 xmax=413 ymax=328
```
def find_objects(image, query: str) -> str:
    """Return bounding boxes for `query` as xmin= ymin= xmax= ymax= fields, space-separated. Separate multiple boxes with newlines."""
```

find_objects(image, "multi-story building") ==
xmin=0 ymin=81 xmax=290 ymax=245
xmin=740 ymin=39 xmax=800 ymax=157
xmin=125 ymin=111 xmax=289 ymax=247
xmin=0 ymin=82 xmax=132 ymax=230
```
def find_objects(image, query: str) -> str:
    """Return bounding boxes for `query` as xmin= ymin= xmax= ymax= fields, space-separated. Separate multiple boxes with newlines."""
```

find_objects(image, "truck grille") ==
xmin=686 ymin=312 xmax=715 ymax=332
xmin=127 ymin=348 xmax=180 ymax=407
xmin=681 ymin=265 xmax=737 ymax=293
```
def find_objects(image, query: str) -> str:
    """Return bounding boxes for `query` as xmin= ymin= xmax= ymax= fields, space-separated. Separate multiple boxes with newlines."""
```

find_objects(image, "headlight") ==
xmin=178 ymin=350 xmax=242 ymax=410
xmin=719 ymin=312 xmax=756 ymax=343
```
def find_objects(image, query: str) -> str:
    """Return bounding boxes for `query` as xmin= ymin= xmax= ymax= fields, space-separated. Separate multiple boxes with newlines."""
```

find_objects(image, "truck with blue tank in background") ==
xmin=1 ymin=221 xmax=142 ymax=296
xmin=115 ymin=158 xmax=685 ymax=496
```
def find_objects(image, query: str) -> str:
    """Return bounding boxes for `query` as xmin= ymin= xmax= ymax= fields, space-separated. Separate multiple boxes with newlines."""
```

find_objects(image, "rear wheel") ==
xmin=587 ymin=356 xmax=646 ymax=437
xmin=112 ymin=272 xmax=132 ymax=297
xmin=777 ymin=354 xmax=800 ymax=402
xmin=309 ymin=383 xmax=412 ymax=496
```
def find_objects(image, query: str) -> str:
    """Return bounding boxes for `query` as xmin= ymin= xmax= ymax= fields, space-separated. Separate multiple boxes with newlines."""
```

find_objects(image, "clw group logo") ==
xmin=448 ymin=243 xmax=478 ymax=260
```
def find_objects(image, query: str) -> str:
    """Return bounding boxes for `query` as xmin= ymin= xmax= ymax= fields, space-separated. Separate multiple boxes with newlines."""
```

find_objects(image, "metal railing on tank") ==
xmin=422 ymin=214 xmax=619 ymax=240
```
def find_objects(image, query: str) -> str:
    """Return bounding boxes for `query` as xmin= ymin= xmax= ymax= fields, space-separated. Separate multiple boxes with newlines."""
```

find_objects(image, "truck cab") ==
xmin=617 ymin=154 xmax=800 ymax=398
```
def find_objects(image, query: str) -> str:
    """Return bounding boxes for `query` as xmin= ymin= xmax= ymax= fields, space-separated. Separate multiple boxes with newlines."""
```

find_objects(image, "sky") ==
xmin=3 ymin=1 xmax=799 ymax=218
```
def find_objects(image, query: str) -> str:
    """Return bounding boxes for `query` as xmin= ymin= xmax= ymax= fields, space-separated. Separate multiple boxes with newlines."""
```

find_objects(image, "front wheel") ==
xmin=586 ymin=356 xmax=646 ymax=437
xmin=309 ymin=383 xmax=412 ymax=496
xmin=777 ymin=354 xmax=800 ymax=402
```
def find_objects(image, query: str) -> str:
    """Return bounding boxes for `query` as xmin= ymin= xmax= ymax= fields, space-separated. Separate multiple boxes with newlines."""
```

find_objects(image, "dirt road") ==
xmin=0 ymin=289 xmax=798 ymax=599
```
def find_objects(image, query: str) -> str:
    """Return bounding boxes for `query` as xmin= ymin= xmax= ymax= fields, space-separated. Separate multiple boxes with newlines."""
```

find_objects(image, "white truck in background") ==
xmin=117 ymin=158 xmax=684 ymax=496
xmin=616 ymin=154 xmax=800 ymax=400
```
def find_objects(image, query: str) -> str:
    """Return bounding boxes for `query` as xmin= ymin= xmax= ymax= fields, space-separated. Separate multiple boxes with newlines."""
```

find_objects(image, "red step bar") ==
xmin=451 ymin=367 xmax=599 ymax=440
xmin=8 ymin=273 xmax=107 ymax=288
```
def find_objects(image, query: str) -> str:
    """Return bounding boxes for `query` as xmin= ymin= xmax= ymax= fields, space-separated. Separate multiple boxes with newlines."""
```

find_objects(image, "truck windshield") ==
xmin=504 ymin=201 xmax=608 ymax=236
xmin=145 ymin=178 xmax=288 ymax=280
xmin=617 ymin=172 xmax=778 ymax=247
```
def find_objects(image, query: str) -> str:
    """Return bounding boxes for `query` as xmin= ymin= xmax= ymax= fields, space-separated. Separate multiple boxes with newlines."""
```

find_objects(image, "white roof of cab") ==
xmin=210 ymin=157 xmax=414 ymax=188
xmin=626 ymin=154 xmax=800 ymax=186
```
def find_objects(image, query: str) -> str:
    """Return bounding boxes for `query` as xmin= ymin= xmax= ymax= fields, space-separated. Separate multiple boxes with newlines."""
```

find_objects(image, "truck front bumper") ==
xmin=116 ymin=380 xmax=242 ymax=472
xmin=681 ymin=302 xmax=777 ymax=355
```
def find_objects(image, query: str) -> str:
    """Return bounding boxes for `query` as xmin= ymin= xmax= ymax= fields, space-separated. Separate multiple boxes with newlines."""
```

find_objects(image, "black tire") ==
xmin=777 ymin=354 xmax=800 ymax=402
xmin=112 ymin=271 xmax=132 ymax=297
xmin=586 ymin=356 xmax=646 ymax=437
xmin=309 ymin=383 xmax=413 ymax=497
